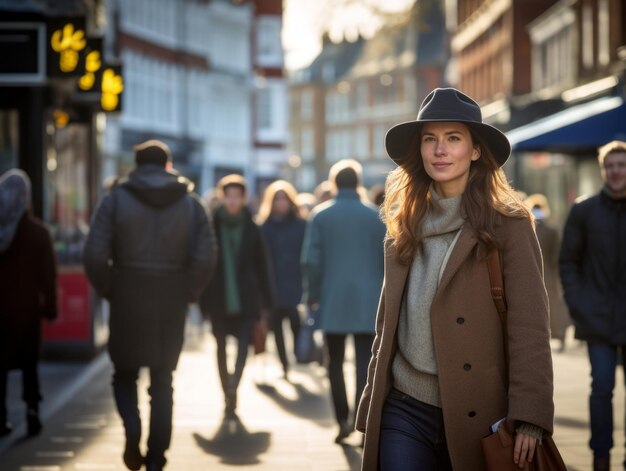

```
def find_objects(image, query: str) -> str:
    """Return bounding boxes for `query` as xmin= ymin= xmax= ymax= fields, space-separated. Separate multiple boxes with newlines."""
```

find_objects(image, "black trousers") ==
xmin=0 ymin=357 xmax=42 ymax=423
xmin=212 ymin=315 xmax=255 ymax=395
xmin=112 ymin=366 xmax=173 ymax=467
xmin=270 ymin=307 xmax=300 ymax=370
xmin=324 ymin=333 xmax=375 ymax=425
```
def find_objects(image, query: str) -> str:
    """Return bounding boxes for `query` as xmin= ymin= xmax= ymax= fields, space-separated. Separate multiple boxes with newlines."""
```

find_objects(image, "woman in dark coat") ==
xmin=0 ymin=169 xmax=57 ymax=437
xmin=201 ymin=175 xmax=274 ymax=415
xmin=258 ymin=180 xmax=306 ymax=378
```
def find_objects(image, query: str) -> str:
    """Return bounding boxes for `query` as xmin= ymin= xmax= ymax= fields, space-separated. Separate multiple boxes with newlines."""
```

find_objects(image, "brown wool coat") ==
xmin=356 ymin=215 xmax=554 ymax=471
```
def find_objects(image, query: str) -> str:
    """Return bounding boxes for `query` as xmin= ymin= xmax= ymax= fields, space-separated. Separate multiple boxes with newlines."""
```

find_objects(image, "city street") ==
xmin=1 ymin=325 xmax=624 ymax=471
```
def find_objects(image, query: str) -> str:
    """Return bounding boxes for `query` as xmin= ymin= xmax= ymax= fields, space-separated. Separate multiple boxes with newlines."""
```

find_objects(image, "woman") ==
xmin=0 ymin=169 xmax=57 ymax=437
xmin=201 ymin=174 xmax=274 ymax=415
xmin=258 ymin=180 xmax=306 ymax=378
xmin=355 ymin=88 xmax=554 ymax=470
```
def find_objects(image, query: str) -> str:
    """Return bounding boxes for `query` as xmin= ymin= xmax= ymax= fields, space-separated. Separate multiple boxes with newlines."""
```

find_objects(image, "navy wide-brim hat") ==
xmin=385 ymin=88 xmax=511 ymax=167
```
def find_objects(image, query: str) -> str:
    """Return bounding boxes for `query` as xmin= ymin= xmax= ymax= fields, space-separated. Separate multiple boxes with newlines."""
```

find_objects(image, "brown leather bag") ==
xmin=481 ymin=250 xmax=567 ymax=471
xmin=251 ymin=318 xmax=268 ymax=355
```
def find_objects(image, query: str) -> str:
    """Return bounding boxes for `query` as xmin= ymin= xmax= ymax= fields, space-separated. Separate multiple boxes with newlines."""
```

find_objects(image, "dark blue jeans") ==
xmin=112 ymin=367 xmax=173 ymax=467
xmin=587 ymin=342 xmax=626 ymax=458
xmin=379 ymin=388 xmax=453 ymax=471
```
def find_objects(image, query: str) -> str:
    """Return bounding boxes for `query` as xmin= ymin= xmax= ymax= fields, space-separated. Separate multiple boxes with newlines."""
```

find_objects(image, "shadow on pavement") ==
xmin=554 ymin=416 xmax=588 ymax=429
xmin=255 ymin=381 xmax=333 ymax=425
xmin=193 ymin=414 xmax=271 ymax=465
xmin=340 ymin=443 xmax=363 ymax=471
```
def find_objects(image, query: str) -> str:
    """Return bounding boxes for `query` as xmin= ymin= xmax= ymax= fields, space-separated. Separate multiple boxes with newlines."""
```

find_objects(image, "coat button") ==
xmin=468 ymin=411 xmax=476 ymax=418
xmin=463 ymin=363 xmax=472 ymax=371
xmin=456 ymin=317 xmax=465 ymax=324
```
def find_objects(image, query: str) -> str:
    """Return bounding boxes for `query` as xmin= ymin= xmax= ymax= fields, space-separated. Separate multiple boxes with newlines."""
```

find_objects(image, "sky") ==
xmin=282 ymin=0 xmax=416 ymax=71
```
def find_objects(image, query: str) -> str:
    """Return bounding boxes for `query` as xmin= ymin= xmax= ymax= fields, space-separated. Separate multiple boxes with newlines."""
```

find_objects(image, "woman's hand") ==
xmin=514 ymin=432 xmax=537 ymax=468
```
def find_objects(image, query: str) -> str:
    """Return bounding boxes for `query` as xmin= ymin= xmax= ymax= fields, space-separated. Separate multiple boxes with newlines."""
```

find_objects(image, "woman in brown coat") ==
xmin=355 ymin=88 xmax=554 ymax=470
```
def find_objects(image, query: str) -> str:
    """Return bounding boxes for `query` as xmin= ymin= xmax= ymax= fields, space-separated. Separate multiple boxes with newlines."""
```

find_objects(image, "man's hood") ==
xmin=0 ymin=169 xmax=30 ymax=252
xmin=120 ymin=165 xmax=193 ymax=208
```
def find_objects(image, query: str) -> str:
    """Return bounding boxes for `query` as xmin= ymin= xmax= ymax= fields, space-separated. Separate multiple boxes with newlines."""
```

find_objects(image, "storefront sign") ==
xmin=47 ymin=18 xmax=86 ymax=77
xmin=100 ymin=64 xmax=124 ymax=112
xmin=0 ymin=22 xmax=46 ymax=84
xmin=78 ymin=37 xmax=103 ymax=92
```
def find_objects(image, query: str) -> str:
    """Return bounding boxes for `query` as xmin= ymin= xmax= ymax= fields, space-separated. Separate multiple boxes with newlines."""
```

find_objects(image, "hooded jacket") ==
xmin=0 ymin=170 xmax=57 ymax=366
xmin=83 ymin=164 xmax=217 ymax=369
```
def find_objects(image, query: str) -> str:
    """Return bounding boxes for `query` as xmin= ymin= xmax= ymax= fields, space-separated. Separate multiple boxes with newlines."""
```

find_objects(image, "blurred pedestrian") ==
xmin=295 ymin=192 xmax=316 ymax=220
xmin=524 ymin=194 xmax=570 ymax=351
xmin=314 ymin=180 xmax=333 ymax=204
xmin=356 ymin=88 xmax=554 ymax=470
xmin=559 ymin=140 xmax=626 ymax=471
xmin=200 ymin=174 xmax=274 ymax=416
xmin=0 ymin=169 xmax=57 ymax=437
xmin=83 ymin=140 xmax=216 ymax=471
xmin=302 ymin=159 xmax=385 ymax=444
xmin=368 ymin=184 xmax=385 ymax=207
xmin=258 ymin=180 xmax=306 ymax=379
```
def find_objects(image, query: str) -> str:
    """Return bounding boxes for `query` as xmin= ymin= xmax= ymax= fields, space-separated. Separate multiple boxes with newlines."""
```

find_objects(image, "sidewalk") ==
xmin=0 ymin=327 xmax=624 ymax=470
xmin=0 ymin=326 xmax=362 ymax=470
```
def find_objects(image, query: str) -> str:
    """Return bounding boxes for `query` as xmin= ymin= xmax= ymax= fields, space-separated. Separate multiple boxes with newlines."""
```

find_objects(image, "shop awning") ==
xmin=507 ymin=96 xmax=626 ymax=152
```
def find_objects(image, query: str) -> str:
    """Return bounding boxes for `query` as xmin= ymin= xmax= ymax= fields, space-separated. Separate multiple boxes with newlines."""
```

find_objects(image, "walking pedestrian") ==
xmin=356 ymin=88 xmax=554 ymax=470
xmin=83 ymin=140 xmax=216 ymax=471
xmin=302 ymin=160 xmax=385 ymax=444
xmin=0 ymin=169 xmax=57 ymax=437
xmin=559 ymin=140 xmax=626 ymax=471
xmin=258 ymin=180 xmax=306 ymax=379
xmin=524 ymin=194 xmax=570 ymax=351
xmin=200 ymin=174 xmax=274 ymax=416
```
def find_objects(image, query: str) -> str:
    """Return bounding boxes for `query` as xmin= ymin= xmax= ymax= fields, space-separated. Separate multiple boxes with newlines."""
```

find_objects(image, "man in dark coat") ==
xmin=0 ymin=169 xmax=57 ymax=437
xmin=200 ymin=174 xmax=274 ymax=416
xmin=83 ymin=140 xmax=216 ymax=471
xmin=560 ymin=140 xmax=626 ymax=471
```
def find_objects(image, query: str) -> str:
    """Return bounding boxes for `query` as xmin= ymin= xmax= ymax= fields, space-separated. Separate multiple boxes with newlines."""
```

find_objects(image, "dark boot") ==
xmin=122 ymin=433 xmax=143 ymax=471
xmin=594 ymin=457 xmax=610 ymax=471
xmin=26 ymin=408 xmax=41 ymax=436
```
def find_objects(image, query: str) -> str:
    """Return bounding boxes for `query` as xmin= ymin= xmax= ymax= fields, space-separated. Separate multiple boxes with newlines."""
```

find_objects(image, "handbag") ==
xmin=295 ymin=304 xmax=323 ymax=364
xmin=251 ymin=318 xmax=268 ymax=355
xmin=481 ymin=249 xmax=567 ymax=471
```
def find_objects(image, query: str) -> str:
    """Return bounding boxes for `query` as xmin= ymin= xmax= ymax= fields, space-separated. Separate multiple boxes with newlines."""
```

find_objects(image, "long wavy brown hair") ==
xmin=384 ymin=125 xmax=531 ymax=264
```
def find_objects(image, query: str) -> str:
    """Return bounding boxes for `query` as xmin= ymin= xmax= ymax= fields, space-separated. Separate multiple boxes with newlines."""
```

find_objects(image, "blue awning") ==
xmin=507 ymin=96 xmax=626 ymax=152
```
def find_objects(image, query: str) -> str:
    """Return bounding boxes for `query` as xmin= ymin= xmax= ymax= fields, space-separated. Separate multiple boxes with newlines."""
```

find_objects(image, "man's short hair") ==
xmin=329 ymin=159 xmax=363 ymax=190
xmin=598 ymin=140 xmax=626 ymax=165
xmin=134 ymin=140 xmax=172 ymax=167
xmin=217 ymin=174 xmax=247 ymax=197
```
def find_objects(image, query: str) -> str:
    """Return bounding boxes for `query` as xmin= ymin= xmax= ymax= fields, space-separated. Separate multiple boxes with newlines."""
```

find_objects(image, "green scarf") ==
xmin=219 ymin=207 xmax=245 ymax=315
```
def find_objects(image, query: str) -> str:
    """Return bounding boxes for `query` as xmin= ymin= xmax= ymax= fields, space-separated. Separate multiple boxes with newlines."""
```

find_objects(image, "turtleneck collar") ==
xmin=422 ymin=186 xmax=465 ymax=238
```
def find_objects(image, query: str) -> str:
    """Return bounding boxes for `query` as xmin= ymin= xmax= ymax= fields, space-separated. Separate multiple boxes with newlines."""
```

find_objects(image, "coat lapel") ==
xmin=437 ymin=224 xmax=478 ymax=294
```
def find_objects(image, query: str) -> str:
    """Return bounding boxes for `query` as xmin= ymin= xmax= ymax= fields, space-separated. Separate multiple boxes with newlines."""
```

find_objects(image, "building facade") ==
xmin=288 ymin=0 xmax=447 ymax=191
xmin=448 ymin=0 xmax=626 ymax=224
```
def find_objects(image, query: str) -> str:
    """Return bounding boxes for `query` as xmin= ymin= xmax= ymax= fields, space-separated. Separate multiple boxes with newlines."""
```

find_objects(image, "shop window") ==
xmin=46 ymin=122 xmax=90 ymax=265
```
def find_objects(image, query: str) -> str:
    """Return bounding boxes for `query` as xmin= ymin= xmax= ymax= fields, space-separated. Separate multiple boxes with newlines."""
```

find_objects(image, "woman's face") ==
xmin=420 ymin=122 xmax=480 ymax=197
xmin=272 ymin=190 xmax=291 ymax=216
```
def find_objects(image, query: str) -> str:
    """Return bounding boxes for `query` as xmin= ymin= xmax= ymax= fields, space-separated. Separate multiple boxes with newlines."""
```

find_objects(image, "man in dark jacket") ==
xmin=83 ymin=140 xmax=216 ymax=471
xmin=560 ymin=140 xmax=626 ymax=471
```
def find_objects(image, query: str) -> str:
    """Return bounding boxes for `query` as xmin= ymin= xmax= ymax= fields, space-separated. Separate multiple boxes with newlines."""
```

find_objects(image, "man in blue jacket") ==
xmin=83 ymin=141 xmax=216 ymax=471
xmin=560 ymin=140 xmax=626 ymax=471
xmin=302 ymin=159 xmax=385 ymax=444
